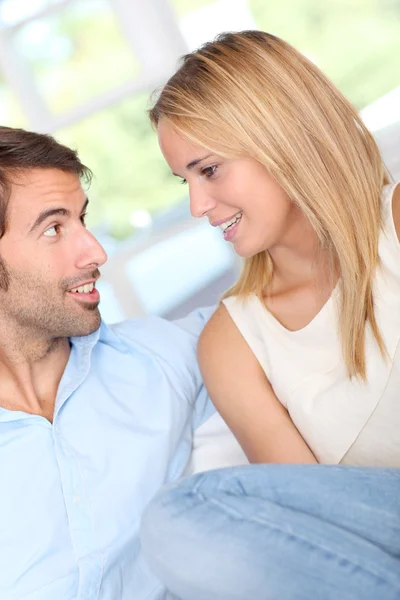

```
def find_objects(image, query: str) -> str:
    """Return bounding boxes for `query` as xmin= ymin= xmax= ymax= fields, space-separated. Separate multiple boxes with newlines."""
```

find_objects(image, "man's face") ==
xmin=0 ymin=168 xmax=107 ymax=338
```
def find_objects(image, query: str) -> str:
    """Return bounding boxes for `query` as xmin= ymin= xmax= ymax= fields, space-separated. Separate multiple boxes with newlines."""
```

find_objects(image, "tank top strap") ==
xmin=379 ymin=182 xmax=400 ymax=276
xmin=223 ymin=294 xmax=273 ymax=378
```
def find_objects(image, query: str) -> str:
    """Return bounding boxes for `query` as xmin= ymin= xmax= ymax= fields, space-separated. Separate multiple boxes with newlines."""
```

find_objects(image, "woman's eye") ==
xmin=43 ymin=224 xmax=60 ymax=237
xmin=180 ymin=178 xmax=187 ymax=185
xmin=202 ymin=165 xmax=217 ymax=178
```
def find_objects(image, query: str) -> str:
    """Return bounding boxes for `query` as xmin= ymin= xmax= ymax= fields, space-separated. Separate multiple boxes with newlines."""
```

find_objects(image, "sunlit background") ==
xmin=1 ymin=0 xmax=399 ymax=322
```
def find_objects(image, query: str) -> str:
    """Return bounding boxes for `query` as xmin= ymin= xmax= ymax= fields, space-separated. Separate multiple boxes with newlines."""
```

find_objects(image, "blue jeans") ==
xmin=141 ymin=465 xmax=400 ymax=600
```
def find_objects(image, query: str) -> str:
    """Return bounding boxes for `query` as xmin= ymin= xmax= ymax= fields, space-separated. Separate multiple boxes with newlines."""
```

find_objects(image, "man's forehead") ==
xmin=10 ymin=168 xmax=83 ymax=197
xmin=8 ymin=168 xmax=85 ymax=214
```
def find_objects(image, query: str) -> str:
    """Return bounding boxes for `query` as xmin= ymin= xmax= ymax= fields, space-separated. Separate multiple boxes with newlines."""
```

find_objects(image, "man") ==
xmin=0 ymin=125 xmax=234 ymax=600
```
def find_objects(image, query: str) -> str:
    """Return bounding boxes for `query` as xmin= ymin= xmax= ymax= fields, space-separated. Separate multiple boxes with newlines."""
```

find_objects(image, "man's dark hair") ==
xmin=0 ymin=126 xmax=92 ymax=290
xmin=0 ymin=126 xmax=92 ymax=239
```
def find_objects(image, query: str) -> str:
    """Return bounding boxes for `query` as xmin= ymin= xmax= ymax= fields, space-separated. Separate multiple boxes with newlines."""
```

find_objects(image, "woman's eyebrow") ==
xmin=186 ymin=154 xmax=213 ymax=170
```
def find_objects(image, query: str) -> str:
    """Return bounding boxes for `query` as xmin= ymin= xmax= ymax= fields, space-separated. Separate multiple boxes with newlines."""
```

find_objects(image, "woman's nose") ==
xmin=189 ymin=186 xmax=217 ymax=218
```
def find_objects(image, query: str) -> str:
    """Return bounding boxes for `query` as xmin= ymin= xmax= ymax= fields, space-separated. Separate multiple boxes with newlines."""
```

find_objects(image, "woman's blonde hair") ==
xmin=150 ymin=30 xmax=389 ymax=380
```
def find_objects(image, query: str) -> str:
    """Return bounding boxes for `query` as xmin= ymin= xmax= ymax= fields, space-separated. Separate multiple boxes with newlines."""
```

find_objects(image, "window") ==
xmin=1 ymin=0 xmax=399 ymax=239
xmin=13 ymin=0 xmax=140 ymax=114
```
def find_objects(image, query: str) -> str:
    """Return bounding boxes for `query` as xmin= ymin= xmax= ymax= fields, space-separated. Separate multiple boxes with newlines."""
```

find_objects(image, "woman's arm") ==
xmin=198 ymin=304 xmax=317 ymax=464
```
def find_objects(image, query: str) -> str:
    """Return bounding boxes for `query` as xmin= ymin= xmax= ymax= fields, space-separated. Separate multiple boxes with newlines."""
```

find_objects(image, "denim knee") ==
xmin=140 ymin=484 xmax=205 ymax=596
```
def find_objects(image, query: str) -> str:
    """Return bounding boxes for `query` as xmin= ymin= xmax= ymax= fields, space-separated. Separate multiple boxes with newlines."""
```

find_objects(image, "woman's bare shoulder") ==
xmin=197 ymin=302 xmax=261 ymax=387
xmin=198 ymin=302 xmax=243 ymax=353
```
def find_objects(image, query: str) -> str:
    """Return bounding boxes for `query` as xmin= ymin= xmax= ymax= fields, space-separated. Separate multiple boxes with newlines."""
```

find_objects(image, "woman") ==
xmin=141 ymin=31 xmax=400 ymax=599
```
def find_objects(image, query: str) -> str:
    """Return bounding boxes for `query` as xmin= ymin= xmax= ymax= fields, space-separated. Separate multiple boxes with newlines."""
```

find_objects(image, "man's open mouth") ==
xmin=69 ymin=282 xmax=95 ymax=294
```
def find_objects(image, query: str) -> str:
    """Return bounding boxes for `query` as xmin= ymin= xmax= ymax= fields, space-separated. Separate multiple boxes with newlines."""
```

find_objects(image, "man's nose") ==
xmin=189 ymin=185 xmax=217 ymax=219
xmin=77 ymin=230 xmax=108 ymax=270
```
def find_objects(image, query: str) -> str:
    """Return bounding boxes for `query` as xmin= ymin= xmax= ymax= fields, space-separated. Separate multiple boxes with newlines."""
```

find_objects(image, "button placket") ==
xmin=53 ymin=415 xmax=103 ymax=599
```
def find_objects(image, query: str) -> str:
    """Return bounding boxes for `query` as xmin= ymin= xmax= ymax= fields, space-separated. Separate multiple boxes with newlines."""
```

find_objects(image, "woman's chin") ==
xmin=233 ymin=241 xmax=266 ymax=259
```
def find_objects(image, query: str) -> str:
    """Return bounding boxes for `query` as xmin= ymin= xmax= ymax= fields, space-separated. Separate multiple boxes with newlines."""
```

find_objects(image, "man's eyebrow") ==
xmin=172 ymin=155 xmax=213 ymax=177
xmin=29 ymin=197 xmax=89 ymax=234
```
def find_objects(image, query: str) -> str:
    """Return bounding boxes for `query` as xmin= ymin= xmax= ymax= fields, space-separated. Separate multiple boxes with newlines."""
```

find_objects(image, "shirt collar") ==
xmin=54 ymin=324 xmax=104 ymax=417
xmin=0 ymin=324 xmax=103 ymax=423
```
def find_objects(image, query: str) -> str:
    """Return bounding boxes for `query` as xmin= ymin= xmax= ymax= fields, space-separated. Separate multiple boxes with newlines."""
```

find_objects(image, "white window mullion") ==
xmin=110 ymin=0 xmax=188 ymax=77
xmin=41 ymin=72 xmax=167 ymax=134
xmin=0 ymin=27 xmax=51 ymax=130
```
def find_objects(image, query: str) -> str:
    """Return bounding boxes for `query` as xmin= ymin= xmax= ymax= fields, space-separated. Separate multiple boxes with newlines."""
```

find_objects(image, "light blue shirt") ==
xmin=0 ymin=308 xmax=216 ymax=600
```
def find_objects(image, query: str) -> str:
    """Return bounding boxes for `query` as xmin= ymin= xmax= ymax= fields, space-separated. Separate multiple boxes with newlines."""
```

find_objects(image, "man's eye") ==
xmin=43 ymin=224 xmax=60 ymax=237
xmin=80 ymin=213 xmax=87 ymax=226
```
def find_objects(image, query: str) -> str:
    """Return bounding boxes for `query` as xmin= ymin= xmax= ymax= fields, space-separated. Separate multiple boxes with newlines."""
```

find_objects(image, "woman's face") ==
xmin=158 ymin=119 xmax=299 ymax=258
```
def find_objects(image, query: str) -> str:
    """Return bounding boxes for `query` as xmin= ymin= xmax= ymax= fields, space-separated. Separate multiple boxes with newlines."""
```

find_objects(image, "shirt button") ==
xmin=73 ymin=495 xmax=82 ymax=505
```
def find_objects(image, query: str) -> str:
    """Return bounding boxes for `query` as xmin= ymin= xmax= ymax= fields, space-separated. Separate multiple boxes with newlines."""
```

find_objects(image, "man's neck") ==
xmin=0 ymin=326 xmax=71 ymax=422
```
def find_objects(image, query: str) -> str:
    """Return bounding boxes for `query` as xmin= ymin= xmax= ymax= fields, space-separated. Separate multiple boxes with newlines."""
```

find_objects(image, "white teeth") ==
xmin=219 ymin=212 xmax=242 ymax=232
xmin=70 ymin=282 xmax=95 ymax=294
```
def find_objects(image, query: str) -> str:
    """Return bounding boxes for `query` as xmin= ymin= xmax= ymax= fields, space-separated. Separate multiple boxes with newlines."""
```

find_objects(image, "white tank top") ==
xmin=223 ymin=183 xmax=400 ymax=466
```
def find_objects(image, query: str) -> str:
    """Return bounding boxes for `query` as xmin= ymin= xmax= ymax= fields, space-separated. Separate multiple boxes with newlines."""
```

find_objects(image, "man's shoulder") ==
xmin=98 ymin=305 xmax=216 ymax=365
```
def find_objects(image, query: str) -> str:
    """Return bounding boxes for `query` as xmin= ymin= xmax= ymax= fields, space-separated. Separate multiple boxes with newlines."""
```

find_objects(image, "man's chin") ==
xmin=67 ymin=308 xmax=101 ymax=338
